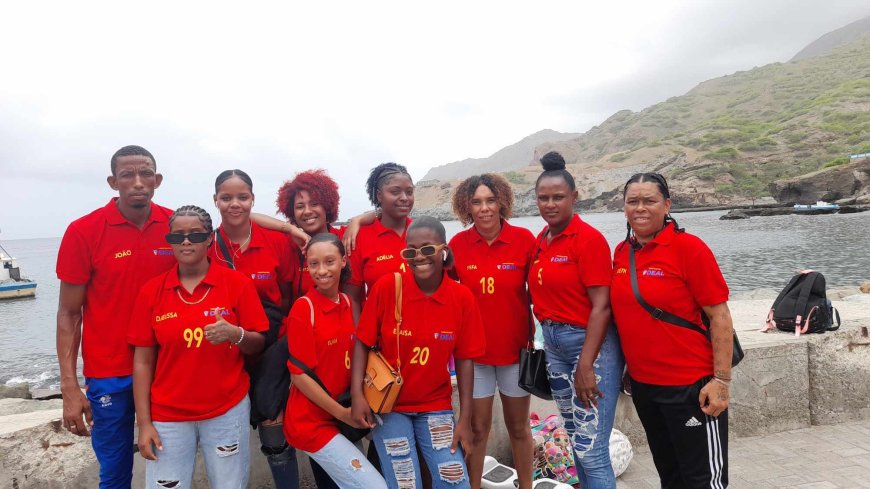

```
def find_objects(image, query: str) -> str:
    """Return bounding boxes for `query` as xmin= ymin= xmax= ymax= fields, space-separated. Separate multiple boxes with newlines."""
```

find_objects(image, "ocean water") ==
xmin=2 ymin=210 xmax=869 ymax=390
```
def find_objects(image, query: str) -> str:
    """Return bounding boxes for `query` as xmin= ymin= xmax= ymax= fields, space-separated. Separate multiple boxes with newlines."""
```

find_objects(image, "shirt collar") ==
xmin=373 ymin=217 xmax=412 ymax=239
xmin=470 ymin=219 xmax=513 ymax=245
xmin=105 ymin=198 xmax=167 ymax=227
xmin=306 ymin=288 xmax=349 ymax=314
xmin=163 ymin=259 xmax=221 ymax=290
xmin=404 ymin=272 xmax=449 ymax=305
xmin=646 ymin=222 xmax=677 ymax=247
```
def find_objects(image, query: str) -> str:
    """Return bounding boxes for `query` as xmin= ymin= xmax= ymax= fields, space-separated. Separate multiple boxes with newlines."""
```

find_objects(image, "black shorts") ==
xmin=631 ymin=376 xmax=728 ymax=489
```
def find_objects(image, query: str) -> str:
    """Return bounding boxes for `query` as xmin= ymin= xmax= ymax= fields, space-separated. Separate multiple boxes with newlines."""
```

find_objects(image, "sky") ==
xmin=1 ymin=0 xmax=868 ymax=240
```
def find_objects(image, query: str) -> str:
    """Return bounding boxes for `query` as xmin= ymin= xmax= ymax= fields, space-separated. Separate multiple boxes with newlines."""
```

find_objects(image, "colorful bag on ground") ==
xmin=530 ymin=413 xmax=579 ymax=486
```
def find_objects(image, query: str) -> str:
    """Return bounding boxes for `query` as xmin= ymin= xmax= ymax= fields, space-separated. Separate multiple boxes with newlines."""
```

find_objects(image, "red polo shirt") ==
xmin=209 ymin=222 xmax=297 ymax=306
xmin=528 ymin=214 xmax=612 ymax=327
xmin=283 ymin=290 xmax=354 ymax=452
xmin=611 ymin=224 xmax=729 ymax=386
xmin=347 ymin=218 xmax=411 ymax=293
xmin=357 ymin=273 xmax=485 ymax=412
xmin=128 ymin=261 xmax=269 ymax=422
xmin=56 ymin=199 xmax=176 ymax=378
xmin=449 ymin=220 xmax=536 ymax=365
xmin=297 ymin=225 xmax=346 ymax=297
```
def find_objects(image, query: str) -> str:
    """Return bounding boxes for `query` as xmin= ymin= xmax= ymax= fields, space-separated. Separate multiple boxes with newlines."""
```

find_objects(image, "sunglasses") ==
xmin=165 ymin=232 xmax=212 ymax=245
xmin=400 ymin=244 xmax=446 ymax=260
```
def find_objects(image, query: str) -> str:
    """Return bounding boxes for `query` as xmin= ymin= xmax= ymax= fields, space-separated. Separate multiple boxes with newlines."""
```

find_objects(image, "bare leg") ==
xmin=468 ymin=396 xmax=495 ymax=489
xmin=500 ymin=393 xmax=533 ymax=489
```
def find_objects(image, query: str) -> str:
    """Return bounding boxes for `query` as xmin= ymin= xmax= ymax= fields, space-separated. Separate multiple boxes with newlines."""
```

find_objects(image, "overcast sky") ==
xmin=1 ymin=0 xmax=867 ymax=240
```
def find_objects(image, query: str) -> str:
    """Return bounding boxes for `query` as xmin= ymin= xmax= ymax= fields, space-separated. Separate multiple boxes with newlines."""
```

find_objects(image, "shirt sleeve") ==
xmin=347 ymin=241 xmax=365 ymax=287
xmin=236 ymin=278 xmax=269 ymax=333
xmin=127 ymin=285 xmax=157 ymax=347
xmin=454 ymin=288 xmax=486 ymax=360
xmin=356 ymin=275 xmax=387 ymax=347
xmin=578 ymin=230 xmax=613 ymax=287
xmin=684 ymin=238 xmax=730 ymax=307
xmin=277 ymin=234 xmax=298 ymax=285
xmin=287 ymin=299 xmax=317 ymax=374
xmin=56 ymin=224 xmax=92 ymax=285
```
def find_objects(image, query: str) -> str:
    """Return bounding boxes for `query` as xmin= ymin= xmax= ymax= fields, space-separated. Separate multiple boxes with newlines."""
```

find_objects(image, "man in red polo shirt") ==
xmin=56 ymin=145 xmax=176 ymax=489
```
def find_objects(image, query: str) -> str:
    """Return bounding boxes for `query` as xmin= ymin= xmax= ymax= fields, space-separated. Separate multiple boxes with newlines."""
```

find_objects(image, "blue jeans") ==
xmin=541 ymin=322 xmax=624 ymax=489
xmin=147 ymin=396 xmax=251 ymax=489
xmin=372 ymin=410 xmax=470 ymax=489
xmin=307 ymin=434 xmax=387 ymax=489
xmin=86 ymin=376 xmax=135 ymax=489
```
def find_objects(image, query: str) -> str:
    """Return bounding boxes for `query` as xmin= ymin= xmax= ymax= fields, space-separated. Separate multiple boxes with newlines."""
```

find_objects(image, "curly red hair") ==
xmin=276 ymin=169 xmax=340 ymax=224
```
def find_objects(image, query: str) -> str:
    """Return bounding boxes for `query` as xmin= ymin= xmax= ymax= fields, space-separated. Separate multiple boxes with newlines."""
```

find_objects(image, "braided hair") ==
xmin=535 ymin=151 xmax=576 ymax=191
xmin=169 ymin=205 xmax=214 ymax=233
xmin=618 ymin=172 xmax=683 ymax=250
xmin=365 ymin=162 xmax=412 ymax=208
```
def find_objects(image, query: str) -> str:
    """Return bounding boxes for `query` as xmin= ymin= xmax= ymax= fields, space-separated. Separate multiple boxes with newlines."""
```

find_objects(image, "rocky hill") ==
xmin=420 ymin=129 xmax=581 ymax=182
xmin=414 ymin=21 xmax=870 ymax=219
xmin=792 ymin=16 xmax=870 ymax=62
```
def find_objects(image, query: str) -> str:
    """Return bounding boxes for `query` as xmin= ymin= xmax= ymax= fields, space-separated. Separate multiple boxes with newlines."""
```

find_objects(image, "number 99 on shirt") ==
xmin=183 ymin=327 xmax=204 ymax=348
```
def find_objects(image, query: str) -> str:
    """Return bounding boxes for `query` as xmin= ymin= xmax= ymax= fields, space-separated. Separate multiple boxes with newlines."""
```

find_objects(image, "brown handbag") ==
xmin=363 ymin=272 xmax=404 ymax=414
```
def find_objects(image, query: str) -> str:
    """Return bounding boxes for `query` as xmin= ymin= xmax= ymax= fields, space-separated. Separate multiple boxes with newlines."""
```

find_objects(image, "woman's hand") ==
xmin=575 ymin=362 xmax=603 ymax=408
xmin=451 ymin=417 xmax=473 ymax=456
xmin=350 ymin=393 xmax=375 ymax=429
xmin=204 ymin=308 xmax=241 ymax=345
xmin=137 ymin=422 xmax=163 ymax=460
xmin=338 ymin=406 xmax=373 ymax=430
xmin=699 ymin=379 xmax=729 ymax=417
xmin=289 ymin=225 xmax=310 ymax=250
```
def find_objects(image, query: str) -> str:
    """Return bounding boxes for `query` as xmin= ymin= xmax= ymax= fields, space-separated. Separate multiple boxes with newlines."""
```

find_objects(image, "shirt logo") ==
xmin=496 ymin=263 xmax=518 ymax=271
xmin=152 ymin=248 xmax=173 ymax=256
xmin=251 ymin=272 xmax=274 ymax=280
xmin=114 ymin=250 xmax=132 ymax=259
xmin=551 ymin=255 xmax=569 ymax=263
xmin=434 ymin=331 xmax=455 ymax=341
xmin=99 ymin=395 xmax=113 ymax=408
xmin=616 ymin=267 xmax=627 ymax=274
xmin=376 ymin=254 xmax=394 ymax=262
xmin=642 ymin=268 xmax=665 ymax=277
xmin=392 ymin=328 xmax=412 ymax=337
xmin=155 ymin=312 xmax=178 ymax=322
xmin=203 ymin=309 xmax=231 ymax=317
xmin=327 ymin=338 xmax=338 ymax=346
xmin=466 ymin=264 xmax=478 ymax=270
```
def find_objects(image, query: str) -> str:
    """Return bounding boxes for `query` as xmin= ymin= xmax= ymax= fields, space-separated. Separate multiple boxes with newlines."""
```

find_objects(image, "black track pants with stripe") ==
xmin=631 ymin=377 xmax=728 ymax=489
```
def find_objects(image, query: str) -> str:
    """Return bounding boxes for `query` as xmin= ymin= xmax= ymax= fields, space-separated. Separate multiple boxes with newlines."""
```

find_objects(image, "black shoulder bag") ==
xmin=518 ymin=232 xmax=553 ymax=400
xmin=628 ymin=244 xmax=744 ymax=367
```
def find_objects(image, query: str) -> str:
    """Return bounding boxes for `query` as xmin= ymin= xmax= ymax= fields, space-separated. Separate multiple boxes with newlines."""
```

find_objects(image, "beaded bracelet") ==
xmin=235 ymin=327 xmax=245 ymax=346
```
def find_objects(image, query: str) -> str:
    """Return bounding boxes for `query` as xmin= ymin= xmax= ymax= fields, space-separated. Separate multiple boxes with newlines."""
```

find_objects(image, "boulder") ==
xmin=769 ymin=157 xmax=870 ymax=204
xmin=0 ymin=384 xmax=32 ymax=400
xmin=720 ymin=210 xmax=750 ymax=220
xmin=860 ymin=281 xmax=870 ymax=294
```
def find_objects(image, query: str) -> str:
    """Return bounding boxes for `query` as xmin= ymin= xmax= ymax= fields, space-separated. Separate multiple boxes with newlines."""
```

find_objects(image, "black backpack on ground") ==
xmin=765 ymin=272 xmax=841 ymax=335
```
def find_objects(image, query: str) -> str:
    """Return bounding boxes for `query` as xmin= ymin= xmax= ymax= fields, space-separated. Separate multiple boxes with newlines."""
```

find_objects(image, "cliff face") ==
xmin=769 ymin=157 xmax=870 ymax=204
xmin=414 ymin=21 xmax=870 ymax=216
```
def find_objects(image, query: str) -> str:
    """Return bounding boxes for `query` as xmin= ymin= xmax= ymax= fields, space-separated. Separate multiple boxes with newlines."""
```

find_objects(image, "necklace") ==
xmin=213 ymin=224 xmax=253 ymax=267
xmin=177 ymin=286 xmax=212 ymax=305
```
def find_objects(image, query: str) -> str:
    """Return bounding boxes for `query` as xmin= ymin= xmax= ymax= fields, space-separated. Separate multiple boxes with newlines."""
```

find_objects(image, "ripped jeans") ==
xmin=372 ymin=410 xmax=470 ymax=489
xmin=146 ymin=396 xmax=251 ymax=489
xmin=542 ymin=322 xmax=624 ymax=489
xmin=307 ymin=433 xmax=387 ymax=489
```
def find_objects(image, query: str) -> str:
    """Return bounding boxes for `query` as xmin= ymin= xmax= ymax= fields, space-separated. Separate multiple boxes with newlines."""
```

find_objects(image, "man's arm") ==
xmin=56 ymin=281 xmax=91 ymax=436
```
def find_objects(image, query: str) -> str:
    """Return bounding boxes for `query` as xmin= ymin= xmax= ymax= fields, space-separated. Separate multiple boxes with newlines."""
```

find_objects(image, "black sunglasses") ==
xmin=165 ymin=232 xmax=211 ymax=245
xmin=400 ymin=244 xmax=445 ymax=260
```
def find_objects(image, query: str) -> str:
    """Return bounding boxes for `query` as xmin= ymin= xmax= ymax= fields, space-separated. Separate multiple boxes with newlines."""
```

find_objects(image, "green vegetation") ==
xmin=823 ymin=156 xmax=850 ymax=168
xmin=705 ymin=147 xmax=740 ymax=160
xmin=503 ymin=171 xmax=526 ymax=185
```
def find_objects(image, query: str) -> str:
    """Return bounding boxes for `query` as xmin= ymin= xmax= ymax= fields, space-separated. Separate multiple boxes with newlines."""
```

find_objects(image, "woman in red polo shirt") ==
xmin=351 ymin=216 xmax=485 ymax=489
xmin=611 ymin=173 xmax=733 ymax=488
xmin=345 ymin=162 xmax=415 ymax=321
xmin=527 ymin=152 xmax=623 ymax=489
xmin=448 ymin=173 xmax=536 ymax=489
xmin=283 ymin=232 xmax=387 ymax=489
xmin=210 ymin=168 xmax=301 ymax=489
xmin=129 ymin=205 xmax=268 ymax=489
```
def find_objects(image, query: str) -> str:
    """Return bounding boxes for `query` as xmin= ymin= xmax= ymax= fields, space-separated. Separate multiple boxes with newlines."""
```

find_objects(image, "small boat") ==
xmin=0 ymin=238 xmax=37 ymax=299
xmin=793 ymin=201 xmax=840 ymax=214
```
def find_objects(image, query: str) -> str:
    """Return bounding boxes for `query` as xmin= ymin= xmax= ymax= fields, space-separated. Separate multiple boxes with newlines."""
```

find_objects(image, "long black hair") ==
xmin=618 ymin=172 xmax=684 ymax=250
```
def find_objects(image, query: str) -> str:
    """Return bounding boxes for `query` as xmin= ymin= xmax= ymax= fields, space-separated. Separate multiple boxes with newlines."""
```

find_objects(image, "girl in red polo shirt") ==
xmin=210 ymin=169 xmax=301 ymax=489
xmin=611 ymin=173 xmax=733 ymax=488
xmin=345 ymin=163 xmax=415 ymax=321
xmin=129 ymin=205 xmax=268 ymax=489
xmin=283 ymin=232 xmax=387 ymax=489
xmin=351 ymin=216 xmax=485 ymax=489
xmin=448 ymin=173 xmax=536 ymax=489
xmin=527 ymin=152 xmax=624 ymax=489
